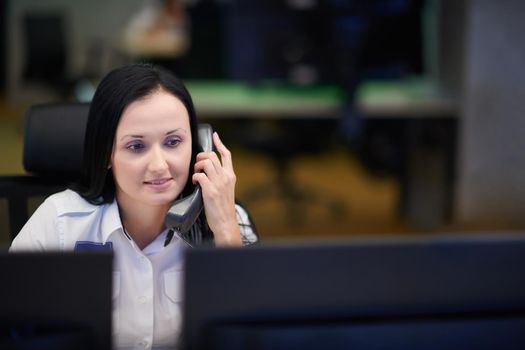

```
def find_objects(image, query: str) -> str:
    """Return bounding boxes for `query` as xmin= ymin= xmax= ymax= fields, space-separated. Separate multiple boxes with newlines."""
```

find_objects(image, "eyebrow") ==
xmin=120 ymin=128 xmax=185 ymax=141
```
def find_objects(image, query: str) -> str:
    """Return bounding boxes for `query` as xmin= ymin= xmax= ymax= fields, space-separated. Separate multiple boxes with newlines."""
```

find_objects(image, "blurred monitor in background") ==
xmin=224 ymin=0 xmax=424 ymax=87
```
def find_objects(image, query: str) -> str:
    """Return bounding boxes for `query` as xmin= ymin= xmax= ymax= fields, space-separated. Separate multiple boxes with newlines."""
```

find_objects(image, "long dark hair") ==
xmin=76 ymin=63 xmax=200 ymax=204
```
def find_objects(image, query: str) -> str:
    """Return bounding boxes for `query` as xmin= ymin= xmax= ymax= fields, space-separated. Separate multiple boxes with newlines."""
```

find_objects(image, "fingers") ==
xmin=194 ymin=132 xmax=234 ymax=174
xmin=192 ymin=132 xmax=241 ymax=245
xmin=192 ymin=165 xmax=235 ymax=198
xmin=212 ymin=132 xmax=233 ymax=170
xmin=193 ymin=131 xmax=236 ymax=190
xmin=195 ymin=151 xmax=221 ymax=175
xmin=192 ymin=171 xmax=213 ymax=189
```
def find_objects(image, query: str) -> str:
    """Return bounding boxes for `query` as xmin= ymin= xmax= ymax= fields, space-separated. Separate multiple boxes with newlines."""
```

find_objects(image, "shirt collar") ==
xmin=55 ymin=189 xmax=98 ymax=216
xmin=100 ymin=198 xmax=124 ymax=244
xmin=142 ymin=228 xmax=173 ymax=256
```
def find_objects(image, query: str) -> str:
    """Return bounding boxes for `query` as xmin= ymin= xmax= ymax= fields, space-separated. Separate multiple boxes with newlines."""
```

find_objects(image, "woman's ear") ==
xmin=108 ymin=145 xmax=116 ymax=170
xmin=107 ymin=152 xmax=113 ymax=169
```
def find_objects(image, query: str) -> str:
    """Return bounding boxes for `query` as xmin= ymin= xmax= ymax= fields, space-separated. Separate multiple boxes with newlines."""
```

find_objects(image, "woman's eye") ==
xmin=126 ymin=142 xmax=145 ymax=152
xmin=165 ymin=137 xmax=181 ymax=148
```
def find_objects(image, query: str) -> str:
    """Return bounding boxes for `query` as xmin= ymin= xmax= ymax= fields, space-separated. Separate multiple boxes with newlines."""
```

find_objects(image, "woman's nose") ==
xmin=148 ymin=146 xmax=169 ymax=173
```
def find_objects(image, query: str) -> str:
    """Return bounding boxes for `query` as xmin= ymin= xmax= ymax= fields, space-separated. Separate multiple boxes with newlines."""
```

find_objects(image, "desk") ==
xmin=185 ymin=81 xmax=344 ymax=119
xmin=185 ymin=79 xmax=456 ymax=119
xmin=356 ymin=78 xmax=457 ymax=118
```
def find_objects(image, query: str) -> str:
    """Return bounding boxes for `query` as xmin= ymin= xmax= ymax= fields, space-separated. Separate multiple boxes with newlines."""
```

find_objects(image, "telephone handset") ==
xmin=165 ymin=123 xmax=214 ymax=234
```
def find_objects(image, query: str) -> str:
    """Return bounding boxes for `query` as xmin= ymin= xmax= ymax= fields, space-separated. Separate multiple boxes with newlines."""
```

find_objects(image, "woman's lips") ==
xmin=143 ymin=178 xmax=173 ymax=190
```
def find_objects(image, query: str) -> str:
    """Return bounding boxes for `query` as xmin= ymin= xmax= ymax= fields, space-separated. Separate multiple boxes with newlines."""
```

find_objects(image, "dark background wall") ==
xmin=456 ymin=0 xmax=525 ymax=228
xmin=0 ymin=0 xmax=6 ymax=92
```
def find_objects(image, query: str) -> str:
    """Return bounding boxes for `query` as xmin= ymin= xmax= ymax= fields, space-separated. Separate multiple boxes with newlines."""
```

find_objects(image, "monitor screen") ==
xmin=181 ymin=233 xmax=525 ymax=350
xmin=0 ymin=250 xmax=113 ymax=350
xmin=225 ymin=0 xmax=424 ymax=86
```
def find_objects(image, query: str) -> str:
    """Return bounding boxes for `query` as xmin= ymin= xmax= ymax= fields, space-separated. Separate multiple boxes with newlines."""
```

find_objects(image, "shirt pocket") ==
xmin=163 ymin=269 xmax=183 ymax=304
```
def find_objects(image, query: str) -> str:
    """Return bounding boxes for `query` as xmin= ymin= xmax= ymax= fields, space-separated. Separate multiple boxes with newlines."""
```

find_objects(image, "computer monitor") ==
xmin=225 ymin=0 xmax=423 ymax=85
xmin=0 ymin=250 xmax=113 ymax=350
xmin=182 ymin=233 xmax=525 ymax=350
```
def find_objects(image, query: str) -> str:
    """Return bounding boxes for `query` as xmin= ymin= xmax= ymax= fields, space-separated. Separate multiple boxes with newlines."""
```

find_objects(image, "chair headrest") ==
xmin=23 ymin=103 xmax=89 ymax=179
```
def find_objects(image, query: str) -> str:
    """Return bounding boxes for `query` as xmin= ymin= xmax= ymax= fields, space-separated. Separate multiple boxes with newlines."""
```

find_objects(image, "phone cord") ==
xmin=164 ymin=229 xmax=175 ymax=247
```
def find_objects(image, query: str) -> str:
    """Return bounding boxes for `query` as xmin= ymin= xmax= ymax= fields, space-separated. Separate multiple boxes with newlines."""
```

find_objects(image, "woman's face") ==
xmin=110 ymin=89 xmax=192 ymax=210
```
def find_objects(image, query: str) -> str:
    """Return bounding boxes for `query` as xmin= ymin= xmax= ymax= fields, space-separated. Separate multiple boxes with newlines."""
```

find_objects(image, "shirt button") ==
xmin=138 ymin=296 xmax=147 ymax=304
xmin=137 ymin=339 xmax=149 ymax=348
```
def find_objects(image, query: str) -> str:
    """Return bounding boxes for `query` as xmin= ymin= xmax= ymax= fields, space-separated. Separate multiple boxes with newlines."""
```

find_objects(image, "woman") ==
xmin=10 ymin=63 xmax=258 ymax=349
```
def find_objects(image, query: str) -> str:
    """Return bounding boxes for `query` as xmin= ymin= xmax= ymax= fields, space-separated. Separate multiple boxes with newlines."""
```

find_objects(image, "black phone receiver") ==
xmin=165 ymin=124 xmax=214 ymax=234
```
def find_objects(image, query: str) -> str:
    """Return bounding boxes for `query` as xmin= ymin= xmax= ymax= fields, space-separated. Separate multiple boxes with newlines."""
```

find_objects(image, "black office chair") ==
xmin=234 ymin=118 xmax=347 ymax=226
xmin=0 ymin=103 xmax=89 ymax=240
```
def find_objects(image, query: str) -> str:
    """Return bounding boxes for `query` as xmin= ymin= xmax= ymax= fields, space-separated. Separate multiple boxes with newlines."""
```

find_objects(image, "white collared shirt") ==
xmin=10 ymin=189 xmax=245 ymax=350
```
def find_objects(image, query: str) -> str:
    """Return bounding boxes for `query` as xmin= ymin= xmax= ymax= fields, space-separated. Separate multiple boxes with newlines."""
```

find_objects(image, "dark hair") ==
xmin=76 ymin=63 xmax=199 ymax=204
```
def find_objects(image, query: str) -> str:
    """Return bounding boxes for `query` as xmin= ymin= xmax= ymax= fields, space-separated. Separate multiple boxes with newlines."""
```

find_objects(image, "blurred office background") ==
xmin=1 ymin=0 xmax=525 ymax=242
